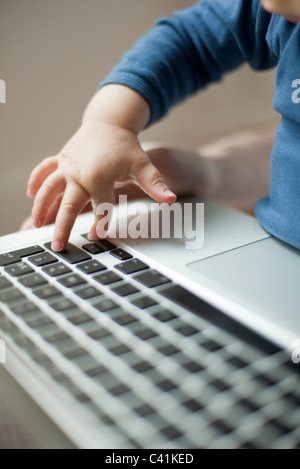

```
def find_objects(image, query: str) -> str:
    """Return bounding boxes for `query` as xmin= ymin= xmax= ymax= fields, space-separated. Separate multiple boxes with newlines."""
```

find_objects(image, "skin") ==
xmin=261 ymin=0 xmax=300 ymax=22
xmin=26 ymin=0 xmax=299 ymax=251
xmin=23 ymin=121 xmax=278 ymax=231
xmin=27 ymin=86 xmax=177 ymax=251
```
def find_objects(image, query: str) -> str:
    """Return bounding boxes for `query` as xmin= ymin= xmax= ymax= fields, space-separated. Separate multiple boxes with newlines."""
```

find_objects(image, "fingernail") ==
xmin=163 ymin=189 xmax=177 ymax=199
xmin=27 ymin=189 xmax=33 ymax=198
xmin=87 ymin=231 xmax=99 ymax=241
xmin=33 ymin=218 xmax=41 ymax=228
xmin=87 ymin=233 xmax=100 ymax=242
xmin=87 ymin=223 xmax=99 ymax=241
xmin=51 ymin=240 xmax=63 ymax=252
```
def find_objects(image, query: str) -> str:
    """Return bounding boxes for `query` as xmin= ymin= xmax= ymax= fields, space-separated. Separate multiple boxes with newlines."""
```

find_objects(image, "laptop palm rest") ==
xmin=187 ymin=237 xmax=300 ymax=335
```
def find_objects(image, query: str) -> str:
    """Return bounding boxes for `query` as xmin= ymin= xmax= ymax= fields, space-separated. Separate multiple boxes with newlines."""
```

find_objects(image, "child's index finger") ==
xmin=52 ymin=182 xmax=90 ymax=252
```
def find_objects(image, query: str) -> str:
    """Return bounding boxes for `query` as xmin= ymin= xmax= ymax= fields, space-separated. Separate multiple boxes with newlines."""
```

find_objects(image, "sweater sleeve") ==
xmin=99 ymin=0 xmax=278 ymax=125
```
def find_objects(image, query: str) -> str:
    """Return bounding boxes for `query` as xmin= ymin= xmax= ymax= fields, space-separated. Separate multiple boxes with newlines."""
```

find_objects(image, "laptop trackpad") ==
xmin=187 ymin=237 xmax=300 ymax=333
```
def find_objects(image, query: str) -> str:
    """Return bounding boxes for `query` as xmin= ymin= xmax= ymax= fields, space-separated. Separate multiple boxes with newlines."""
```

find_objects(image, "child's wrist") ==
xmin=82 ymin=84 xmax=151 ymax=135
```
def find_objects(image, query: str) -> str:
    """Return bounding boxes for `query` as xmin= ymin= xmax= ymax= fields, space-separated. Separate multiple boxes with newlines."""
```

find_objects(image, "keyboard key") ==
xmin=210 ymin=379 xmax=231 ymax=393
xmin=183 ymin=361 xmax=204 ymax=373
xmin=161 ymin=284 xmax=217 ymax=320
xmin=212 ymin=420 xmax=233 ymax=436
xmin=0 ymin=253 xmax=22 ymax=267
xmin=50 ymin=298 xmax=76 ymax=312
xmin=53 ymin=336 xmax=81 ymax=355
xmin=15 ymin=336 xmax=38 ymax=355
xmin=95 ymin=239 xmax=116 ymax=251
xmin=88 ymin=328 xmax=112 ymax=340
xmin=134 ymin=404 xmax=155 ymax=417
xmin=133 ymin=270 xmax=171 ymax=288
xmin=33 ymin=355 xmax=66 ymax=382
xmin=76 ymin=260 xmax=106 ymax=275
xmin=111 ymin=283 xmax=140 ymax=297
xmin=63 ymin=347 xmax=87 ymax=360
xmin=82 ymin=234 xmax=116 ymax=249
xmin=82 ymin=244 xmax=105 ymax=255
xmin=42 ymin=263 xmax=72 ymax=277
xmin=10 ymin=301 xmax=41 ymax=316
xmin=28 ymin=253 xmax=58 ymax=267
xmin=27 ymin=316 xmax=54 ymax=330
xmin=62 ymin=380 xmax=90 ymax=403
xmin=183 ymin=398 xmax=203 ymax=412
xmin=161 ymin=426 xmax=182 ymax=440
xmin=135 ymin=329 xmax=158 ymax=341
xmin=109 ymin=344 xmax=131 ymax=356
xmin=11 ymin=246 xmax=44 ymax=258
xmin=5 ymin=262 xmax=34 ymax=277
xmin=58 ymin=274 xmax=86 ymax=288
xmin=157 ymin=379 xmax=177 ymax=392
xmin=40 ymin=327 xmax=67 ymax=345
xmin=227 ymin=356 xmax=248 ymax=370
xmin=158 ymin=344 xmax=181 ymax=356
xmin=153 ymin=309 xmax=177 ymax=322
xmin=0 ymin=246 xmax=44 ymax=267
xmin=45 ymin=331 xmax=70 ymax=345
xmin=0 ymin=277 xmax=13 ymax=290
xmin=85 ymin=363 xmax=108 ymax=377
xmin=132 ymin=361 xmax=153 ymax=373
xmin=75 ymin=286 xmax=103 ymax=300
xmin=97 ymin=372 xmax=120 ymax=390
xmin=94 ymin=271 xmax=122 ymax=285
xmin=94 ymin=298 xmax=119 ymax=312
xmin=175 ymin=324 xmax=199 ymax=337
xmin=68 ymin=313 xmax=93 ymax=326
xmin=115 ymin=259 xmax=149 ymax=275
xmin=44 ymin=242 xmax=91 ymax=264
xmin=131 ymin=296 xmax=158 ymax=309
xmin=109 ymin=383 xmax=130 ymax=396
xmin=113 ymin=313 xmax=137 ymax=326
xmin=34 ymin=286 xmax=61 ymax=300
xmin=0 ymin=288 xmax=26 ymax=304
xmin=202 ymin=340 xmax=223 ymax=353
xmin=110 ymin=249 xmax=133 ymax=261
xmin=18 ymin=273 xmax=48 ymax=289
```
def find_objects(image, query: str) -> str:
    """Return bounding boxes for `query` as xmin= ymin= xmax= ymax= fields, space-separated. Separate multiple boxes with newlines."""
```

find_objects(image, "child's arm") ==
xmin=195 ymin=119 xmax=279 ymax=212
xmin=27 ymin=0 xmax=277 ymax=251
xmin=27 ymin=85 xmax=177 ymax=251
xmin=142 ymin=120 xmax=278 ymax=213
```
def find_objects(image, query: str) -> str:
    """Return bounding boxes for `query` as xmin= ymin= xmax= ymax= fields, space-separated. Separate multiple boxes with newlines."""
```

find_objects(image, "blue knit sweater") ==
xmin=101 ymin=0 xmax=300 ymax=250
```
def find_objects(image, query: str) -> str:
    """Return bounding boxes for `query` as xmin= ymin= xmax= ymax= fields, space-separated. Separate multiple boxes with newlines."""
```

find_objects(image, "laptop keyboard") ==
xmin=0 ymin=237 xmax=300 ymax=448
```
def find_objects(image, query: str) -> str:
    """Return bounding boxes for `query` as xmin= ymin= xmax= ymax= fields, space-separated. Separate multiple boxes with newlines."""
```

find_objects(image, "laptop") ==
xmin=0 ymin=197 xmax=299 ymax=449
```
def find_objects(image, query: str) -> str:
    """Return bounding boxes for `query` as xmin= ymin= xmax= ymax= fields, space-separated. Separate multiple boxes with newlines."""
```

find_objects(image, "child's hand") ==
xmin=22 ymin=143 xmax=209 ymax=232
xmin=27 ymin=101 xmax=177 ymax=252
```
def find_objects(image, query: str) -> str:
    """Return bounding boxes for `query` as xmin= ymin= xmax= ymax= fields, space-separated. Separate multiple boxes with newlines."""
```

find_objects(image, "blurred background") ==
xmin=0 ymin=0 xmax=277 ymax=236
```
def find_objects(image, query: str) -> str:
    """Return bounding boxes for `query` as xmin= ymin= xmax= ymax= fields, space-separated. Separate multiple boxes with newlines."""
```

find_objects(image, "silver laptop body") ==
xmin=0 ymin=198 xmax=299 ymax=449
